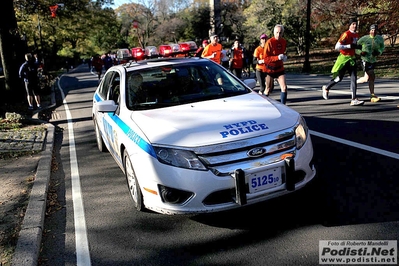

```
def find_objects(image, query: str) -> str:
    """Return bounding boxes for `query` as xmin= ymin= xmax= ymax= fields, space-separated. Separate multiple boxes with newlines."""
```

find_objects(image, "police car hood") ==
xmin=132 ymin=93 xmax=300 ymax=146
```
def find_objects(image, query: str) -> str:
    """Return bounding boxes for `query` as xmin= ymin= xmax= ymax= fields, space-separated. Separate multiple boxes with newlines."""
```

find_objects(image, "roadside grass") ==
xmin=0 ymin=116 xmax=46 ymax=131
xmin=0 ymin=119 xmax=23 ymax=131
xmin=0 ymin=115 xmax=46 ymax=160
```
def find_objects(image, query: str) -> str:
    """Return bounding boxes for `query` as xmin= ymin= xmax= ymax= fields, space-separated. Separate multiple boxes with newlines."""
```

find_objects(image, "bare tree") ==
xmin=116 ymin=1 xmax=157 ymax=47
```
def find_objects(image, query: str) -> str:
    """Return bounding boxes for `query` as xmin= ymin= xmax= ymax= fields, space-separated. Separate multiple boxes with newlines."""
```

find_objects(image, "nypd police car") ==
xmin=92 ymin=57 xmax=316 ymax=215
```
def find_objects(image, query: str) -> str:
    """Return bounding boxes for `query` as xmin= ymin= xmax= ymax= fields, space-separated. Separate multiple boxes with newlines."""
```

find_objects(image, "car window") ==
xmin=125 ymin=62 xmax=249 ymax=110
xmin=98 ymin=70 xmax=121 ymax=104
xmin=109 ymin=73 xmax=120 ymax=103
xmin=98 ymin=71 xmax=114 ymax=99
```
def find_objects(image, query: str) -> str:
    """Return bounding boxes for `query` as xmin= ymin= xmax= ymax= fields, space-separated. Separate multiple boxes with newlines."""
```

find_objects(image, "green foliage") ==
xmin=185 ymin=5 xmax=211 ymax=42
xmin=15 ymin=0 xmax=122 ymax=68
xmin=243 ymin=0 xmax=283 ymax=39
xmin=242 ymin=0 xmax=312 ymax=52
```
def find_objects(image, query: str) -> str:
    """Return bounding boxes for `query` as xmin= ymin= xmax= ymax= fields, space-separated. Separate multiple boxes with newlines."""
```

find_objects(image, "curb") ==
xmin=11 ymin=122 xmax=54 ymax=266
xmin=11 ymin=84 xmax=58 ymax=266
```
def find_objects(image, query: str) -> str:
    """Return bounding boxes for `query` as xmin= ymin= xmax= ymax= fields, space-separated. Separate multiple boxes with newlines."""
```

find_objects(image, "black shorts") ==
xmin=24 ymin=81 xmax=40 ymax=96
xmin=362 ymin=61 xmax=375 ymax=72
xmin=266 ymin=70 xmax=285 ymax=79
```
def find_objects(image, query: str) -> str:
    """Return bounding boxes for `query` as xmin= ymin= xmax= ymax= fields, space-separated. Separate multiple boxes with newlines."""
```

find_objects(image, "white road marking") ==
xmin=288 ymin=85 xmax=399 ymax=158
xmin=58 ymin=77 xmax=92 ymax=265
xmin=310 ymin=130 xmax=399 ymax=160
xmin=287 ymin=84 xmax=399 ymax=159
xmin=289 ymin=85 xmax=399 ymax=100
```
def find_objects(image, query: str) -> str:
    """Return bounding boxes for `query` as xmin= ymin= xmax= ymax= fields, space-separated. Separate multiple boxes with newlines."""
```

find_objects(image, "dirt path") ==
xmin=0 ymin=154 xmax=40 ymax=265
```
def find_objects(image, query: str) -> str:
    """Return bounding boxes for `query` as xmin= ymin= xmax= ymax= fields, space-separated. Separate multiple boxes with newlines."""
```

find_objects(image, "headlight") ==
xmin=295 ymin=116 xmax=308 ymax=149
xmin=153 ymin=147 xmax=207 ymax=171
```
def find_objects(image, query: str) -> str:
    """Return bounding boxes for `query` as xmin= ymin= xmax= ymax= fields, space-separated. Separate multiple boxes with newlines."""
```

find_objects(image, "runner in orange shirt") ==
xmin=202 ymin=34 xmax=222 ymax=64
xmin=194 ymin=39 xmax=208 ymax=57
xmin=264 ymin=24 xmax=288 ymax=104
xmin=253 ymin=34 xmax=268 ymax=95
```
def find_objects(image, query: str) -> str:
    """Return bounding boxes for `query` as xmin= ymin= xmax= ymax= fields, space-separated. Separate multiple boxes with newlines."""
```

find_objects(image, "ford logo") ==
xmin=247 ymin=147 xmax=267 ymax=158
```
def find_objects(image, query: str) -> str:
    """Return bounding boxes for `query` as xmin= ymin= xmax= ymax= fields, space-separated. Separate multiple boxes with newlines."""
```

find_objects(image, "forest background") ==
xmin=1 ymin=0 xmax=399 ymax=108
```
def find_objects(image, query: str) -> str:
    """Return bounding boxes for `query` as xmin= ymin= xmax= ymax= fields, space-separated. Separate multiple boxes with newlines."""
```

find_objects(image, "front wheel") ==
xmin=94 ymin=118 xmax=107 ymax=152
xmin=123 ymin=150 xmax=144 ymax=211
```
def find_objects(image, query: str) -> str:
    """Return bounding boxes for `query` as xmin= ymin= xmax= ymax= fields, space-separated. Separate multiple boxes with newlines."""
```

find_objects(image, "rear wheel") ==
xmin=123 ymin=150 xmax=144 ymax=211
xmin=94 ymin=118 xmax=107 ymax=152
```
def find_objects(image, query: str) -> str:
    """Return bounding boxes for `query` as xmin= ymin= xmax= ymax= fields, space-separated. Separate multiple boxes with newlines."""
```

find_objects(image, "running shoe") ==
xmin=28 ymin=105 xmax=34 ymax=110
xmin=350 ymin=99 xmax=365 ymax=106
xmin=356 ymin=77 xmax=368 ymax=84
xmin=370 ymin=94 xmax=381 ymax=102
xmin=322 ymin=85 xmax=329 ymax=100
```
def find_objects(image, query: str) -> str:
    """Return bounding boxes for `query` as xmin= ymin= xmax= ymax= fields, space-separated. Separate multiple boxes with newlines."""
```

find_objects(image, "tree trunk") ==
xmin=0 ymin=0 xmax=25 ymax=103
xmin=302 ymin=0 xmax=311 ymax=73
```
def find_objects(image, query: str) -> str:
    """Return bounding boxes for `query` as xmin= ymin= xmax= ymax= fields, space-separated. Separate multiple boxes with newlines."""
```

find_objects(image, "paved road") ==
xmin=38 ymin=65 xmax=399 ymax=265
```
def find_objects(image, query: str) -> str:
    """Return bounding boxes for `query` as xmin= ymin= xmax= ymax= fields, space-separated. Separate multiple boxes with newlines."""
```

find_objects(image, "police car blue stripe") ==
xmin=106 ymin=112 xmax=157 ymax=159
xmin=95 ymin=92 xmax=157 ymax=159
xmin=101 ymin=129 xmax=123 ymax=166
xmin=94 ymin=93 xmax=101 ymax=102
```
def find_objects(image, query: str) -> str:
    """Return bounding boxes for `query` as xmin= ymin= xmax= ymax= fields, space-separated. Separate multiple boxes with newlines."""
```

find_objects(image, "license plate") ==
xmin=248 ymin=167 xmax=282 ymax=193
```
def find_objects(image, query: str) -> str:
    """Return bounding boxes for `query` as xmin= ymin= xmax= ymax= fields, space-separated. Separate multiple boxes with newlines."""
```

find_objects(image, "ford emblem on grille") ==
xmin=247 ymin=147 xmax=267 ymax=158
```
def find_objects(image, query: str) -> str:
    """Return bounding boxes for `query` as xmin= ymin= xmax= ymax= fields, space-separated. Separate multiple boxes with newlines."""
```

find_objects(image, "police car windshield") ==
xmin=125 ymin=62 xmax=250 ymax=110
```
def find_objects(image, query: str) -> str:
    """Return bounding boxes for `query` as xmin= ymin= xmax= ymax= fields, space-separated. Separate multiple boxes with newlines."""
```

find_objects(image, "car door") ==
xmin=94 ymin=70 xmax=123 ymax=161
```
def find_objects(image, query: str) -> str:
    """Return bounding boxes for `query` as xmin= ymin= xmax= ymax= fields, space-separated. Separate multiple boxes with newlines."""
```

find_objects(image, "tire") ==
xmin=123 ymin=149 xmax=144 ymax=211
xmin=94 ymin=118 xmax=107 ymax=152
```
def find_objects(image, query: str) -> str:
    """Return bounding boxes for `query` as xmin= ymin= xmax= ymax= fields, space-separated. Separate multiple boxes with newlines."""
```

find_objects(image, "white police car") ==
xmin=92 ymin=57 xmax=316 ymax=215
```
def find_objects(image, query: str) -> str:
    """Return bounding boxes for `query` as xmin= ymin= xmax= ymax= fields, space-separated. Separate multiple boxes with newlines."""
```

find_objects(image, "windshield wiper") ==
xmin=131 ymin=102 xmax=180 ymax=110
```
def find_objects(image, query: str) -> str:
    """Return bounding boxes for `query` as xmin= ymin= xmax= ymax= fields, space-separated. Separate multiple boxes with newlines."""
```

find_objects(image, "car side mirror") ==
xmin=96 ymin=100 xmax=118 ymax=113
xmin=243 ymin=79 xmax=257 ymax=89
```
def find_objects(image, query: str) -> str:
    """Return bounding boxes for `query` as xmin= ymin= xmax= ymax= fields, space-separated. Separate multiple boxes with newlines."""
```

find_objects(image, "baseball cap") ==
xmin=210 ymin=34 xmax=218 ymax=39
xmin=202 ymin=40 xmax=209 ymax=45
xmin=370 ymin=24 xmax=377 ymax=31
xmin=260 ymin=34 xmax=268 ymax=39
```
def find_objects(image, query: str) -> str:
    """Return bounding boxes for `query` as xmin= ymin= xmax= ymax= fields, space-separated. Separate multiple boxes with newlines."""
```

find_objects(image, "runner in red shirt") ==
xmin=264 ymin=24 xmax=288 ymax=104
xmin=321 ymin=18 xmax=364 ymax=106
xmin=230 ymin=39 xmax=244 ymax=78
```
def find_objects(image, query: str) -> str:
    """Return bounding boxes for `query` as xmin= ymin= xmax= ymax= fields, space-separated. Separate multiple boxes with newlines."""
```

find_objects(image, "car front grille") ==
xmin=194 ymin=127 xmax=297 ymax=176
